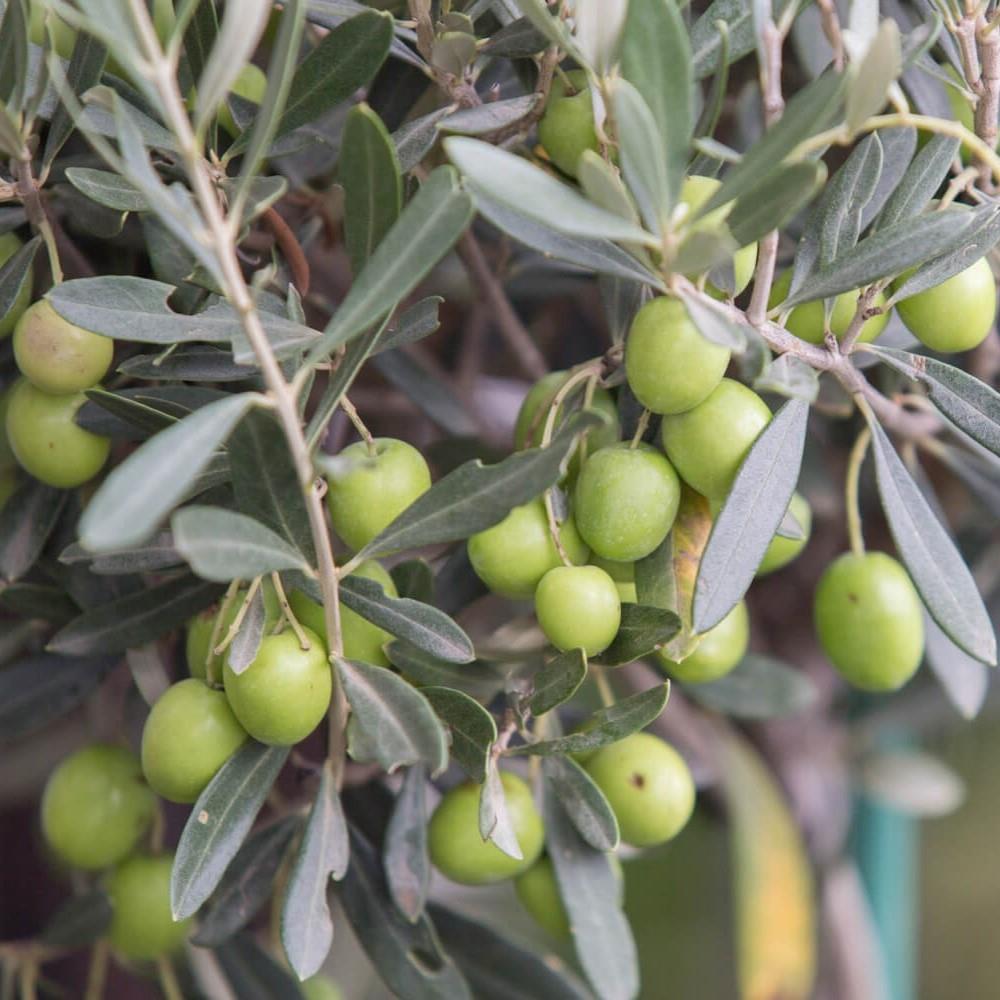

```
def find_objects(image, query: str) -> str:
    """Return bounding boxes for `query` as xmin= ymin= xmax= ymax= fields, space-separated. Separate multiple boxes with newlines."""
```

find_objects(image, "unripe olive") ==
xmin=534 ymin=564 xmax=621 ymax=656
xmin=41 ymin=745 xmax=155 ymax=871
xmin=758 ymin=492 xmax=812 ymax=575
xmin=14 ymin=300 xmax=114 ymax=395
xmin=814 ymin=552 xmax=924 ymax=691
xmin=326 ymin=438 xmax=432 ymax=552
xmin=289 ymin=559 xmax=398 ymax=666
xmin=660 ymin=379 xmax=771 ymax=500
xmin=302 ymin=976 xmax=345 ymax=1000
xmin=679 ymin=175 xmax=758 ymax=295
xmin=537 ymin=70 xmax=598 ymax=178
xmin=768 ymin=270 xmax=890 ymax=345
xmin=895 ymin=257 xmax=997 ymax=352
xmin=591 ymin=555 xmax=637 ymax=604
xmin=106 ymin=854 xmax=192 ymax=960
xmin=0 ymin=385 xmax=16 ymax=469
xmin=428 ymin=772 xmax=544 ymax=884
xmin=574 ymin=443 xmax=680 ymax=562
xmin=0 ymin=232 xmax=32 ymax=339
xmin=625 ymin=297 xmax=730 ymax=415
xmin=223 ymin=628 xmax=332 ymax=745
xmin=29 ymin=0 xmax=77 ymax=59
xmin=514 ymin=370 xmax=619 ymax=455
xmin=218 ymin=63 xmax=267 ymax=137
xmin=583 ymin=732 xmax=695 ymax=847
xmin=658 ymin=600 xmax=749 ymax=683
xmin=5 ymin=379 xmax=110 ymax=488
xmin=468 ymin=498 xmax=589 ymax=599
xmin=141 ymin=679 xmax=248 ymax=804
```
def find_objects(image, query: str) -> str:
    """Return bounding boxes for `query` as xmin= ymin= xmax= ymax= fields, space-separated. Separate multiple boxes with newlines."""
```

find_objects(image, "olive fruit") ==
xmin=0 ymin=386 xmax=16 ymax=469
xmin=13 ymin=299 xmax=113 ymax=395
xmin=218 ymin=63 xmax=267 ymax=137
xmin=658 ymin=600 xmax=749 ymax=683
xmin=514 ymin=370 xmax=619 ymax=454
xmin=141 ymin=679 xmax=248 ymax=803
xmin=290 ymin=559 xmax=399 ymax=666
xmin=302 ymin=976 xmax=345 ymax=1000
xmin=537 ymin=69 xmax=598 ymax=178
xmin=591 ymin=555 xmax=637 ymax=604
xmin=326 ymin=438 xmax=431 ymax=552
xmin=768 ymin=271 xmax=890 ymax=345
xmin=661 ymin=379 xmax=771 ymax=500
xmin=625 ymin=297 xmax=730 ymax=415
xmin=814 ymin=551 xmax=924 ymax=691
xmin=106 ymin=854 xmax=192 ymax=960
xmin=29 ymin=0 xmax=77 ymax=59
xmin=534 ymin=565 xmax=621 ymax=656
xmin=5 ymin=379 xmax=110 ymax=488
xmin=468 ymin=498 xmax=589 ymax=599
xmin=758 ymin=492 xmax=812 ymax=575
xmin=41 ymin=745 xmax=155 ymax=871
xmin=584 ymin=732 xmax=695 ymax=847
xmin=223 ymin=628 xmax=331 ymax=745
xmin=185 ymin=584 xmax=280 ymax=679
xmin=895 ymin=257 xmax=996 ymax=353
xmin=0 ymin=233 xmax=32 ymax=339
xmin=574 ymin=443 xmax=681 ymax=562
xmin=428 ymin=772 xmax=544 ymax=884
xmin=679 ymin=175 xmax=758 ymax=296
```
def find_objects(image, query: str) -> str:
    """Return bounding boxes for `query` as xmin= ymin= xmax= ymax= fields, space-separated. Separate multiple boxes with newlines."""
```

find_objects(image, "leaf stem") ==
xmin=213 ymin=577 xmax=261 ymax=657
xmin=845 ymin=425 xmax=871 ymax=558
xmin=14 ymin=155 xmax=62 ymax=284
xmin=630 ymin=408 xmax=651 ymax=448
xmin=339 ymin=395 xmax=377 ymax=457
xmin=83 ymin=940 xmax=109 ymax=1000
xmin=155 ymin=956 xmax=184 ymax=1000
xmin=270 ymin=571 xmax=312 ymax=650
xmin=205 ymin=581 xmax=241 ymax=684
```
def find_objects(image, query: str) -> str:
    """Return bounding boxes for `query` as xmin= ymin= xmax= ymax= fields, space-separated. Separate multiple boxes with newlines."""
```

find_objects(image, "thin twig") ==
xmin=263 ymin=206 xmax=310 ymax=295
xmin=844 ymin=426 xmax=871 ymax=557
xmin=270 ymin=571 xmax=312 ymax=650
xmin=213 ymin=577 xmax=262 ymax=657
xmin=339 ymin=395 xmax=377 ymax=456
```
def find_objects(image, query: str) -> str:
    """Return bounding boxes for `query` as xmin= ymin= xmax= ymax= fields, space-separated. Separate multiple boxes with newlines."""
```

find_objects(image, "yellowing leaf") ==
xmin=662 ymin=486 xmax=713 ymax=660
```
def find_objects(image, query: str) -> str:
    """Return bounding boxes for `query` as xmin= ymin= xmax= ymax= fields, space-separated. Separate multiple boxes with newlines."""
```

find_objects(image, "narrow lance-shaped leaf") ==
xmin=226 ymin=587 xmax=267 ymax=676
xmin=924 ymin=610 xmax=990 ymax=720
xmin=336 ymin=658 xmax=449 ymax=775
xmin=867 ymin=345 xmax=1000 ymax=457
xmin=727 ymin=160 xmax=827 ymax=249
xmin=865 ymin=414 xmax=997 ymax=665
xmin=358 ymin=411 xmax=602 ymax=558
xmin=507 ymin=683 xmax=670 ymax=757
xmin=620 ymin=0 xmax=693 ymax=209
xmin=0 ymin=477 xmax=66 ymax=582
xmin=479 ymin=759 xmax=522 ymax=860
xmin=542 ymin=755 xmax=620 ymax=852
xmin=172 ymin=506 xmax=312 ymax=582
xmin=281 ymin=761 xmax=349 ymax=979
xmin=172 ymin=742 xmax=290 ymax=919
xmin=544 ymin=776 xmax=639 ymax=1000
xmin=40 ymin=890 xmax=112 ymax=949
xmin=78 ymin=392 xmax=262 ymax=552
xmin=597 ymin=604 xmax=682 ymax=667
xmin=694 ymin=399 xmax=809 ymax=633
xmin=422 ymin=686 xmax=496 ymax=783
xmin=309 ymin=166 xmax=473 ymax=362
xmin=339 ymin=575 xmax=474 ymax=664
xmin=876 ymin=133 xmax=959 ymax=230
xmin=846 ymin=19 xmax=901 ymax=134
xmin=681 ymin=654 xmax=819 ymax=720
xmin=341 ymin=103 xmax=402 ymax=276
xmin=43 ymin=30 xmax=107 ymax=168
xmin=0 ymin=235 xmax=40 ymax=326
xmin=530 ymin=648 xmax=588 ymax=716
xmin=446 ymin=137 xmax=658 ymax=248
xmin=384 ymin=763 xmax=430 ymax=922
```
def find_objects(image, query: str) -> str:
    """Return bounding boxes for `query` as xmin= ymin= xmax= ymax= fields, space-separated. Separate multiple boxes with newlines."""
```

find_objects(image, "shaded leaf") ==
xmin=336 ymin=658 xmax=449 ymax=774
xmin=120 ymin=345 xmax=258 ymax=382
xmin=0 ymin=477 xmax=66 ymax=581
xmin=846 ymin=20 xmax=901 ymax=133
xmin=727 ymin=160 xmax=826 ymax=248
xmin=530 ymin=648 xmax=587 ymax=716
xmin=172 ymin=742 xmax=290 ymax=919
xmin=48 ymin=577 xmax=223 ymax=656
xmin=682 ymin=654 xmax=818 ymax=719
xmin=597 ymin=604 xmax=682 ymax=667
xmin=384 ymin=763 xmax=430 ymax=922
xmin=924 ymin=609 xmax=990 ymax=720
xmin=422 ymin=686 xmax=496 ymax=783
xmin=694 ymin=399 xmax=808 ymax=633
xmin=866 ymin=416 xmax=996 ymax=664
xmin=876 ymin=133 xmax=957 ymax=230
xmin=542 ymin=755 xmax=619 ymax=852
xmin=216 ymin=930 xmax=307 ymax=1000
xmin=387 ymin=641 xmax=509 ymax=702
xmin=40 ymin=890 xmax=112 ymax=949
xmin=227 ymin=587 xmax=267 ymax=675
xmin=0 ymin=235 xmax=40 ymax=327
xmin=281 ymin=761 xmax=349 ymax=979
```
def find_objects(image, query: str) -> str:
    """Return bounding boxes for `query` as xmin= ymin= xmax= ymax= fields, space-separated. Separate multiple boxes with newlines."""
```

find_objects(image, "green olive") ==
xmin=658 ymin=600 xmax=749 ymax=683
xmin=814 ymin=551 xmax=925 ymax=691
xmin=302 ymin=975 xmax=345 ymax=1000
xmin=223 ymin=628 xmax=332 ymax=745
xmin=583 ymin=732 xmax=695 ymax=847
xmin=758 ymin=492 xmax=812 ymax=575
xmin=41 ymin=744 xmax=155 ymax=871
xmin=625 ymin=296 xmax=730 ymax=415
xmin=468 ymin=498 xmax=589 ymax=599
xmin=29 ymin=0 xmax=77 ymax=59
xmin=660 ymin=379 xmax=771 ymax=501
xmin=0 ymin=233 xmax=32 ymax=339
xmin=141 ymin=679 xmax=248 ymax=803
xmin=768 ymin=271 xmax=890 ymax=345
xmin=14 ymin=299 xmax=114 ymax=395
xmin=590 ymin=555 xmax=636 ymax=604
xmin=537 ymin=70 xmax=598 ymax=178
xmin=534 ymin=564 xmax=621 ymax=656
xmin=895 ymin=257 xmax=997 ymax=353
xmin=106 ymin=854 xmax=192 ymax=960
xmin=679 ymin=175 xmax=758 ymax=296
xmin=574 ymin=443 xmax=680 ymax=562
xmin=428 ymin=772 xmax=544 ymax=884
xmin=289 ymin=559 xmax=399 ymax=666
xmin=326 ymin=438 xmax=432 ymax=552
xmin=5 ymin=379 xmax=110 ymax=488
